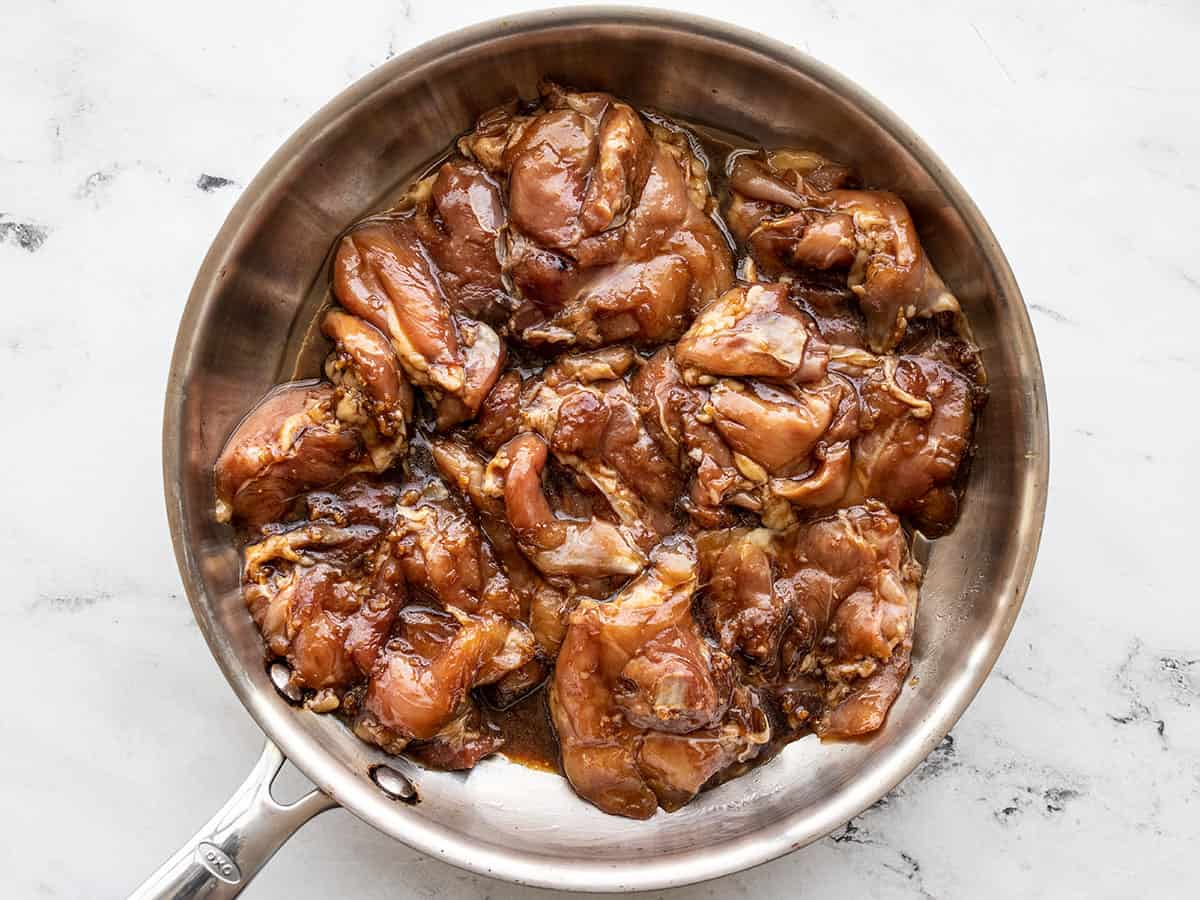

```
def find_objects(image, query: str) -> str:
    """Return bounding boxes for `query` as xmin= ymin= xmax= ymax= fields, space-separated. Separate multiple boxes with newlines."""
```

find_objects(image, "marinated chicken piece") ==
xmin=214 ymin=381 xmax=403 ymax=526
xmin=331 ymin=174 xmax=505 ymax=431
xmin=484 ymin=433 xmax=646 ymax=578
xmin=675 ymin=283 xmax=829 ymax=383
xmin=479 ymin=347 xmax=682 ymax=547
xmin=748 ymin=373 xmax=860 ymax=515
xmin=361 ymin=606 xmax=534 ymax=755
xmin=388 ymin=481 xmax=521 ymax=620
xmin=832 ymin=190 xmax=960 ymax=353
xmin=506 ymin=127 xmax=729 ymax=345
xmin=468 ymin=86 xmax=651 ymax=251
xmin=696 ymin=528 xmax=783 ymax=663
xmin=551 ymin=541 xmax=697 ymax=817
xmin=630 ymin=347 xmax=755 ymax=525
xmin=726 ymin=157 xmax=868 ymax=347
xmin=321 ymin=309 xmax=414 ymax=445
xmin=716 ymin=345 xmax=971 ymax=527
xmin=711 ymin=503 xmax=922 ymax=738
xmin=473 ymin=371 xmax=524 ymax=454
xmin=632 ymin=345 xmax=859 ymax=525
xmin=508 ymin=133 xmax=733 ymax=347
xmin=744 ymin=350 xmax=973 ymax=530
xmin=412 ymin=157 xmax=508 ymax=323
xmin=539 ymin=381 xmax=681 ymax=545
xmin=624 ymin=138 xmax=733 ymax=302
xmin=550 ymin=539 xmax=768 ymax=818
xmin=461 ymin=83 xmax=733 ymax=349
xmin=726 ymin=156 xmax=856 ymax=271
xmin=845 ymin=355 xmax=974 ymax=534
xmin=708 ymin=377 xmax=853 ymax=476
xmin=242 ymin=518 xmax=403 ymax=696
xmin=580 ymin=101 xmax=655 ymax=234
xmin=430 ymin=437 xmax=574 ymax=655
xmin=434 ymin=317 xmax=505 ymax=430
xmin=727 ymin=153 xmax=960 ymax=353
xmin=767 ymin=440 xmax=856 ymax=512
xmin=614 ymin=613 xmax=733 ymax=734
xmin=784 ymin=504 xmax=920 ymax=737
xmin=636 ymin=683 xmax=771 ymax=811
xmin=289 ymin=474 xmax=537 ymax=766
xmin=332 ymin=220 xmax=465 ymax=394
xmin=505 ymin=107 xmax=607 ymax=249
xmin=518 ymin=254 xmax=693 ymax=348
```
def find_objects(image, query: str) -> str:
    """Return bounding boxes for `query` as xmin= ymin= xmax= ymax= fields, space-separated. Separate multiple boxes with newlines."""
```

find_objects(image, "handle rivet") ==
xmin=269 ymin=661 xmax=304 ymax=703
xmin=370 ymin=764 xmax=417 ymax=802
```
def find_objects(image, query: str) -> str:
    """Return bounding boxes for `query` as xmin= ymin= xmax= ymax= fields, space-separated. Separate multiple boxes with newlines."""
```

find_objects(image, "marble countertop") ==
xmin=3 ymin=0 xmax=1196 ymax=897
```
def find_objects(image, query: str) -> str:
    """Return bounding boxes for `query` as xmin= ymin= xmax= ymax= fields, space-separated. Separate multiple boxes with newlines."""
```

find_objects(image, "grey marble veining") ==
xmin=1 ymin=1 xmax=1197 ymax=897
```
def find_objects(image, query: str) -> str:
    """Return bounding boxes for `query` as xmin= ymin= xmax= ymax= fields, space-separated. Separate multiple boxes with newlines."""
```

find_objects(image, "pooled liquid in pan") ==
xmin=213 ymin=81 xmax=986 ymax=819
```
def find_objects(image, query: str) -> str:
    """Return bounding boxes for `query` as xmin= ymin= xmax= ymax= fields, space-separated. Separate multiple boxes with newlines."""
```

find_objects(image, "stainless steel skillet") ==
xmin=138 ymin=7 xmax=1049 ymax=896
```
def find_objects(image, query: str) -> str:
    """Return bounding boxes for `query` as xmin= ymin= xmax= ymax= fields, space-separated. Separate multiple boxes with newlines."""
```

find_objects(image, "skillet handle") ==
xmin=128 ymin=740 xmax=338 ymax=899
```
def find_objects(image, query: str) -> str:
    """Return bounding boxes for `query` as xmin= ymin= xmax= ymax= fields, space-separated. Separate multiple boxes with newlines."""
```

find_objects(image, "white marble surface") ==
xmin=2 ymin=0 xmax=1197 ymax=897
